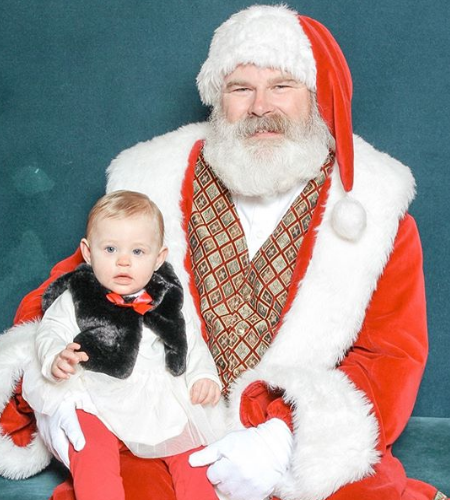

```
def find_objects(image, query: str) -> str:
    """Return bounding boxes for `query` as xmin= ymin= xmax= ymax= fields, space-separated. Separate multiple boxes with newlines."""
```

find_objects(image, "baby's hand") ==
xmin=51 ymin=342 xmax=89 ymax=380
xmin=190 ymin=378 xmax=221 ymax=406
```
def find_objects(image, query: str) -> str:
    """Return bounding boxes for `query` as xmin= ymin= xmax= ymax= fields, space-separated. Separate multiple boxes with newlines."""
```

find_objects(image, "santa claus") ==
xmin=0 ymin=5 xmax=446 ymax=500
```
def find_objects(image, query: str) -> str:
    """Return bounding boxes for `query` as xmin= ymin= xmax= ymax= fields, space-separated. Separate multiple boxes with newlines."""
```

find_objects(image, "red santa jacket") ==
xmin=0 ymin=123 xmax=438 ymax=499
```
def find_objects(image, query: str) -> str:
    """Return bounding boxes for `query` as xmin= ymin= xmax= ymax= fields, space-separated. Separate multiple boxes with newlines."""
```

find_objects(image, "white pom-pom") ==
xmin=331 ymin=196 xmax=367 ymax=241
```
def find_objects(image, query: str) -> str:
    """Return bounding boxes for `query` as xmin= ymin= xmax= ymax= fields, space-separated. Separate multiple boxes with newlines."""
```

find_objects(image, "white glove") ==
xmin=35 ymin=400 xmax=86 ymax=468
xmin=189 ymin=418 xmax=293 ymax=500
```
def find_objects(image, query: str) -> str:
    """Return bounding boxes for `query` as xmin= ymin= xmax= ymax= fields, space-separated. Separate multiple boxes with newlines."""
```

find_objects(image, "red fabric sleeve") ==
xmin=338 ymin=214 xmax=428 ymax=452
xmin=320 ymin=215 xmax=431 ymax=498
xmin=1 ymin=248 xmax=84 ymax=446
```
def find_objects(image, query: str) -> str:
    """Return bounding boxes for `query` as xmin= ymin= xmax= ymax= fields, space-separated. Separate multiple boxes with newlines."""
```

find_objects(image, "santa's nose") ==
xmin=249 ymin=89 xmax=275 ymax=117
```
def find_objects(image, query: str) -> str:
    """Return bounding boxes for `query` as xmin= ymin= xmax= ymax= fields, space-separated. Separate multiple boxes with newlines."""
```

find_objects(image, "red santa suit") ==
xmin=0 ymin=5 xmax=445 ymax=500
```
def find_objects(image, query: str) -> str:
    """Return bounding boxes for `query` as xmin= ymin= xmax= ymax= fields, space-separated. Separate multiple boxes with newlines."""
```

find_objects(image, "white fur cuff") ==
xmin=0 ymin=322 xmax=52 ymax=479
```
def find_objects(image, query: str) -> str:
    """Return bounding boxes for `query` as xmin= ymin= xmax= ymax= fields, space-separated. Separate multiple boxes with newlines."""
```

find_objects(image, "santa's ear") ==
xmin=80 ymin=238 xmax=91 ymax=264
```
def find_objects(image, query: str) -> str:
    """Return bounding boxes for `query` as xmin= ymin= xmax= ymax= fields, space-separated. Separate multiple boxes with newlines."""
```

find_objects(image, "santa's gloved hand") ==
xmin=189 ymin=418 xmax=293 ymax=500
xmin=35 ymin=400 xmax=85 ymax=468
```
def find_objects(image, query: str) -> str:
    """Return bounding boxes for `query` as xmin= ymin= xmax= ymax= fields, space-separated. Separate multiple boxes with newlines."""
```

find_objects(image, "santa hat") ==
xmin=197 ymin=5 xmax=366 ymax=241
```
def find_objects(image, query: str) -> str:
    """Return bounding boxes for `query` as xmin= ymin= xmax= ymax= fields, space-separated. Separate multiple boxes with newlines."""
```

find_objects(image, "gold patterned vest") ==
xmin=188 ymin=151 xmax=334 ymax=393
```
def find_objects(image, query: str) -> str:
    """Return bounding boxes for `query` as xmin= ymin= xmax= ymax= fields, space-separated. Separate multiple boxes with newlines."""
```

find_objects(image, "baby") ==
xmin=23 ymin=190 xmax=223 ymax=500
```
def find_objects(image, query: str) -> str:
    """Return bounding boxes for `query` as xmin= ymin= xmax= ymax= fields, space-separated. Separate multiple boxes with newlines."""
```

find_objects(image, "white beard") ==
xmin=203 ymin=104 xmax=334 ymax=197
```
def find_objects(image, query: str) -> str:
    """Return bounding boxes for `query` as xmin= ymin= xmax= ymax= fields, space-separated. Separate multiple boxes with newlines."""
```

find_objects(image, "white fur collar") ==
xmin=107 ymin=124 xmax=414 ymax=368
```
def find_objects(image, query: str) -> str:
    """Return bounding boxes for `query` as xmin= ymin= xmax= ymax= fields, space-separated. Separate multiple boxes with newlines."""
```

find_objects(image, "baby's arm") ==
xmin=51 ymin=342 xmax=89 ymax=380
xmin=22 ymin=290 xmax=86 ymax=415
xmin=36 ymin=290 xmax=85 ymax=382
xmin=184 ymin=317 xmax=222 ymax=406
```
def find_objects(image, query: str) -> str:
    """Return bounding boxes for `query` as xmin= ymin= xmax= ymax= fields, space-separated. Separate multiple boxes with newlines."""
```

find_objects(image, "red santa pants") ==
xmin=66 ymin=410 xmax=218 ymax=500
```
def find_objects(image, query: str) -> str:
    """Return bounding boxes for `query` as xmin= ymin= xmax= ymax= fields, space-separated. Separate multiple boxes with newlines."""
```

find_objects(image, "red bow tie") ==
xmin=106 ymin=291 xmax=153 ymax=315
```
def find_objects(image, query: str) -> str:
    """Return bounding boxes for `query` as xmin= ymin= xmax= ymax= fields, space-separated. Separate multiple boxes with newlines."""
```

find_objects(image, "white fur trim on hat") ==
xmin=196 ymin=5 xmax=317 ymax=105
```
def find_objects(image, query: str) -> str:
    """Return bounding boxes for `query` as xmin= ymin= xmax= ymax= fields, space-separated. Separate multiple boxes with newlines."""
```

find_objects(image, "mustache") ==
xmin=234 ymin=114 xmax=296 ymax=138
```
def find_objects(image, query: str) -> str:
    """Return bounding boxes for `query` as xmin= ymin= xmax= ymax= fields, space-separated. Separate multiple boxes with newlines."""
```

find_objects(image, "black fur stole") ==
xmin=42 ymin=262 xmax=187 ymax=379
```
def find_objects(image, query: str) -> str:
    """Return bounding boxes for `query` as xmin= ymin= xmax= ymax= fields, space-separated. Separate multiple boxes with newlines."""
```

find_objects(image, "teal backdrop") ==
xmin=1 ymin=0 xmax=449 ymax=418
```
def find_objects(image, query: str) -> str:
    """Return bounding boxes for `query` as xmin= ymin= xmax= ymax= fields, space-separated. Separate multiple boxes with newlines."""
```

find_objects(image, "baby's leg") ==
xmin=69 ymin=410 xmax=124 ymax=500
xmin=164 ymin=446 xmax=219 ymax=500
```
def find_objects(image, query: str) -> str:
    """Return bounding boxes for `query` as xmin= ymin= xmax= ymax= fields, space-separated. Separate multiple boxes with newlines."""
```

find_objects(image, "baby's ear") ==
xmin=155 ymin=245 xmax=169 ymax=270
xmin=80 ymin=238 xmax=91 ymax=264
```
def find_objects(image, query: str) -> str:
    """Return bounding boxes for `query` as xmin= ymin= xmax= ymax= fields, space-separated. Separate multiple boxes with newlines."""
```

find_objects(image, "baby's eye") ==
xmin=105 ymin=246 xmax=116 ymax=253
xmin=133 ymin=249 xmax=144 ymax=256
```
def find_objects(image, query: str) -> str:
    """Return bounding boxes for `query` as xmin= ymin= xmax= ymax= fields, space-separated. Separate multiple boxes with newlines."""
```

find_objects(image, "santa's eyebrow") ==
xmin=224 ymin=76 xmax=303 ymax=89
xmin=268 ymin=76 xmax=299 ymax=84
xmin=224 ymin=80 xmax=250 ymax=89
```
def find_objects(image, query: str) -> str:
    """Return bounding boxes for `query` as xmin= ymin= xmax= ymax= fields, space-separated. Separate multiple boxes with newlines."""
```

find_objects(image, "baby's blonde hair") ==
xmin=86 ymin=190 xmax=164 ymax=246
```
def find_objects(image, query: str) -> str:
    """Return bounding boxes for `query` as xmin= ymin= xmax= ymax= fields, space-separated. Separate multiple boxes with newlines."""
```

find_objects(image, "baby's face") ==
xmin=81 ymin=214 xmax=167 ymax=295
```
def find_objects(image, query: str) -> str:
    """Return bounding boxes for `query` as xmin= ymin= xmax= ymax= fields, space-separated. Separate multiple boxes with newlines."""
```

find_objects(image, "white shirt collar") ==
xmin=232 ymin=181 xmax=307 ymax=260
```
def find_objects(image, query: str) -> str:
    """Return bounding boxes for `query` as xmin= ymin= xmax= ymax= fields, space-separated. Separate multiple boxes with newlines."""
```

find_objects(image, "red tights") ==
xmin=66 ymin=410 xmax=218 ymax=500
